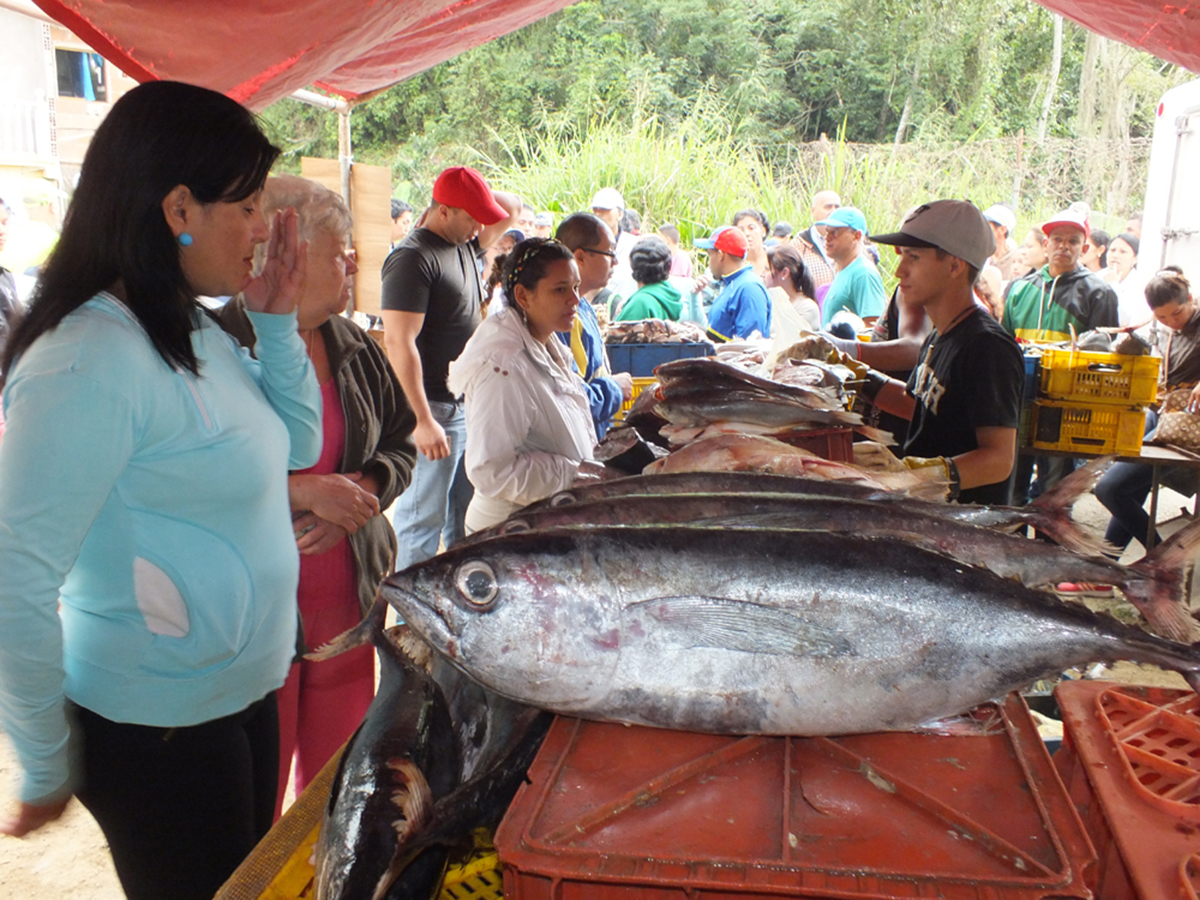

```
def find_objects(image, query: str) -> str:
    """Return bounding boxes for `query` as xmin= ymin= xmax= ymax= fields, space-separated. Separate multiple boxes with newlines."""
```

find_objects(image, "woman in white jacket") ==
xmin=448 ymin=238 xmax=597 ymax=531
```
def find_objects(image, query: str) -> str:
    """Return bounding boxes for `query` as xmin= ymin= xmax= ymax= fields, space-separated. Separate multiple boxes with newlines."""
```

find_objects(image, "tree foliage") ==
xmin=257 ymin=0 xmax=1188 ymax=201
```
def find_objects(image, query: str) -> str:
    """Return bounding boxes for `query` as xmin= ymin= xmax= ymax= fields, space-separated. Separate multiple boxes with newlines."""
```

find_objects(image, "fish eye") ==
xmin=499 ymin=519 xmax=531 ymax=535
xmin=550 ymin=492 xmax=577 ymax=508
xmin=456 ymin=560 xmax=499 ymax=609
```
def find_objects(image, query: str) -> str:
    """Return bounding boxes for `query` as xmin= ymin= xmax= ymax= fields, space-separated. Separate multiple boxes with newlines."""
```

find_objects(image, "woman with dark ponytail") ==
xmin=0 ymin=81 xmax=321 ymax=899
xmin=447 ymin=237 xmax=598 ymax=531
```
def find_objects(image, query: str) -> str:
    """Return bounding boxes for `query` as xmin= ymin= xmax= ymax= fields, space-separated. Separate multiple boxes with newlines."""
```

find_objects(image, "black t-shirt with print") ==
xmin=903 ymin=307 xmax=1024 ymax=505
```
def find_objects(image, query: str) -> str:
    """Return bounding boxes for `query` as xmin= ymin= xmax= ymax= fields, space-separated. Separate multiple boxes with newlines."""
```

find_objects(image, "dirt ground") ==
xmin=0 ymin=491 xmax=1195 ymax=899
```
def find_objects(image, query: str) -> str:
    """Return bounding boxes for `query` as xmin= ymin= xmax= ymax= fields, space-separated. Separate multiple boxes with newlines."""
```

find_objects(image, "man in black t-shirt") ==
xmin=855 ymin=201 xmax=1024 ymax=505
xmin=381 ymin=167 xmax=520 ymax=567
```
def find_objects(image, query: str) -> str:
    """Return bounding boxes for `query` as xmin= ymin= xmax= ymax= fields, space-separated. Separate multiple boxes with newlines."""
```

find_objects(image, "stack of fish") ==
xmin=604 ymin=319 xmax=709 ymax=344
xmin=318 ymin=464 xmax=1200 ymax=898
xmin=650 ymin=357 xmax=865 ymax=447
xmin=385 ymin=467 xmax=1200 ymax=734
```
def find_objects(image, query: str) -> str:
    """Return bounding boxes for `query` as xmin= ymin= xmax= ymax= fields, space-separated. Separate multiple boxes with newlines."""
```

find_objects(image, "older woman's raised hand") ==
xmin=244 ymin=207 xmax=308 ymax=315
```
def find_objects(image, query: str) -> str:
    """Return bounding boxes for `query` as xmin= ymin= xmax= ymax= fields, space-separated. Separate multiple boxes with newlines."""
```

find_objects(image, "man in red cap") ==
xmin=381 ymin=166 xmax=520 ymax=567
xmin=696 ymin=225 xmax=771 ymax=342
xmin=1001 ymin=206 xmax=1118 ymax=343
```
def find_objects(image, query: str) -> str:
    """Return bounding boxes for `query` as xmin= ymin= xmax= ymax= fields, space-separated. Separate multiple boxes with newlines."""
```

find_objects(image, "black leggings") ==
xmin=72 ymin=694 xmax=279 ymax=900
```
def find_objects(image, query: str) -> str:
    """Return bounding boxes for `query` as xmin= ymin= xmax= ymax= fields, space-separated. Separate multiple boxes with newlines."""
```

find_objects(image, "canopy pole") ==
xmin=338 ymin=108 xmax=351 ymax=207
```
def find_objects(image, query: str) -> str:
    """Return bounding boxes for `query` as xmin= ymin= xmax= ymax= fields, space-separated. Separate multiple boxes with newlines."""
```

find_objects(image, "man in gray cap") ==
xmin=855 ymin=200 xmax=1024 ymax=504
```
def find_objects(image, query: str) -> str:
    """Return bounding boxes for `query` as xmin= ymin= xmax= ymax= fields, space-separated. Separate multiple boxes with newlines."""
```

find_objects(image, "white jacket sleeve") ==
xmin=462 ymin=362 xmax=581 ymax=507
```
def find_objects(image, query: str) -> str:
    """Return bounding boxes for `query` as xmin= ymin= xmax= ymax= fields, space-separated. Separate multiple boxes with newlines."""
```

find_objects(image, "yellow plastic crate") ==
xmin=1030 ymin=399 xmax=1146 ymax=455
xmin=611 ymin=376 xmax=657 ymax=425
xmin=1038 ymin=347 xmax=1160 ymax=406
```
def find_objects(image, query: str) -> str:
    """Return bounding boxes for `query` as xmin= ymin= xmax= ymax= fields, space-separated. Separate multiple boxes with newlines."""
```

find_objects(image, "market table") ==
xmin=1019 ymin=443 xmax=1200 ymax=549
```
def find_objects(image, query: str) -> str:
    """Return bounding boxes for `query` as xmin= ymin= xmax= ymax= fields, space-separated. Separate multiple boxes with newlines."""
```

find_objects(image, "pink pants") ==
xmin=274 ymin=600 xmax=374 ymax=818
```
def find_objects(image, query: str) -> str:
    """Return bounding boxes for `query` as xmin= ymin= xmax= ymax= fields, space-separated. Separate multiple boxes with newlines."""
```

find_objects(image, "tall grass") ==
xmin=463 ymin=93 xmax=1149 ymax=276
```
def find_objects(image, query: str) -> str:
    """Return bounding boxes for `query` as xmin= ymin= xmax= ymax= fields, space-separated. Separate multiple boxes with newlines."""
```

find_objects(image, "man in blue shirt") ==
xmin=816 ymin=206 xmax=886 ymax=327
xmin=555 ymin=212 xmax=633 ymax=438
xmin=695 ymin=225 xmax=771 ymax=342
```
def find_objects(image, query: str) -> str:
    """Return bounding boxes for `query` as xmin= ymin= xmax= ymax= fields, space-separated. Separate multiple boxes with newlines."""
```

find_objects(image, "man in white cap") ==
xmin=982 ymin=203 xmax=1018 ymax=282
xmin=381 ymin=165 xmax=521 ymax=567
xmin=854 ymin=201 xmax=1024 ymax=504
xmin=1001 ymin=206 xmax=1117 ymax=343
xmin=590 ymin=187 xmax=637 ymax=300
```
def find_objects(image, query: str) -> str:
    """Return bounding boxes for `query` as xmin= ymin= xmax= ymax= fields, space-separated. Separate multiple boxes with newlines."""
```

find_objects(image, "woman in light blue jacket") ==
xmin=0 ymin=81 xmax=321 ymax=900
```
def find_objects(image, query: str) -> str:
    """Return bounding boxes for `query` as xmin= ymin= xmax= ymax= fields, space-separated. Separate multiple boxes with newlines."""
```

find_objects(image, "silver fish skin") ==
xmin=384 ymin=528 xmax=1200 ymax=736
xmin=655 ymin=394 xmax=861 ymax=429
xmin=501 ymin=463 xmax=1111 ymax=557
xmin=488 ymin=492 xmax=1199 ymax=642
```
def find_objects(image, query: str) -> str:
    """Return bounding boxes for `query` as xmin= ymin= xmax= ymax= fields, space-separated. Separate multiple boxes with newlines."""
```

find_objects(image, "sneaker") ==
xmin=1055 ymin=582 xmax=1116 ymax=599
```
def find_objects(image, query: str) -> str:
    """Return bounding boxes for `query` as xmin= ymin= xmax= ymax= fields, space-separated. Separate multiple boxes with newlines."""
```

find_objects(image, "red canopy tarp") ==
xmin=31 ymin=0 xmax=1200 ymax=109
xmin=32 ymin=0 xmax=579 ymax=110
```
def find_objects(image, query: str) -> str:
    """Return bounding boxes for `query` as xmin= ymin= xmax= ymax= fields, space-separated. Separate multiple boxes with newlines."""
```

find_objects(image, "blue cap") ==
xmin=814 ymin=206 xmax=868 ymax=235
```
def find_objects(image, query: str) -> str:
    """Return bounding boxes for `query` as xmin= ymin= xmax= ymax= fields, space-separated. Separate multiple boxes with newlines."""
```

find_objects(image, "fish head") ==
xmin=381 ymin=533 xmax=621 ymax=710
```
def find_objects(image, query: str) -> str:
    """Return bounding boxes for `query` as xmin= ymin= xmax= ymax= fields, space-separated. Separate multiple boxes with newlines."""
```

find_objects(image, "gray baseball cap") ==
xmin=871 ymin=200 xmax=995 ymax=270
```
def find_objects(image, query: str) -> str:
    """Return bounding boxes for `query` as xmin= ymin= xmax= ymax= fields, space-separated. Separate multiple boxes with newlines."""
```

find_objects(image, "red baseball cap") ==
xmin=432 ymin=166 xmax=508 ymax=226
xmin=694 ymin=225 xmax=748 ymax=258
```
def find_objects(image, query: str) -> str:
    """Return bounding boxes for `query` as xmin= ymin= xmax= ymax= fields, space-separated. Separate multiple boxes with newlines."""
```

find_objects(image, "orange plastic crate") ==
xmin=497 ymin=694 xmax=1095 ymax=900
xmin=1053 ymin=681 xmax=1200 ymax=900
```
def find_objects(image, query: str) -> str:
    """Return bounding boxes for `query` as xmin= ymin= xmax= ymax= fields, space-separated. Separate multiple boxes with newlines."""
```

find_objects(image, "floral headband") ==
xmin=504 ymin=238 xmax=568 ymax=300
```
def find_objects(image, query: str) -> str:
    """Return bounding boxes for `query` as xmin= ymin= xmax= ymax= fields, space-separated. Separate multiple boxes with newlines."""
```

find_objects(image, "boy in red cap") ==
xmin=696 ymin=225 xmax=771 ymax=342
xmin=381 ymin=166 xmax=521 ymax=567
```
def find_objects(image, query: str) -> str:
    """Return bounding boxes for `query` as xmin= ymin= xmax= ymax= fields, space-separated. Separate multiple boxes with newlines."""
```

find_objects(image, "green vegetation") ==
xmin=257 ymin=0 xmax=1186 ymax=245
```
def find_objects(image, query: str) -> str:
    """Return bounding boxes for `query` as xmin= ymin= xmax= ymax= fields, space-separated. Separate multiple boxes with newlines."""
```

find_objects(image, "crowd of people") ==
xmin=0 ymin=77 xmax=1190 ymax=900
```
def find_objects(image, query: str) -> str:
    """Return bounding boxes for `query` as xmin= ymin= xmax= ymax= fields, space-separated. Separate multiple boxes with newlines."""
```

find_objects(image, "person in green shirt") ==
xmin=614 ymin=236 xmax=683 ymax=321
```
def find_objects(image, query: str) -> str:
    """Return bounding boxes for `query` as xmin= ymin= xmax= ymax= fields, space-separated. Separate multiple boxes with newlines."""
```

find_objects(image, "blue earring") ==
xmin=178 ymin=232 xmax=193 ymax=247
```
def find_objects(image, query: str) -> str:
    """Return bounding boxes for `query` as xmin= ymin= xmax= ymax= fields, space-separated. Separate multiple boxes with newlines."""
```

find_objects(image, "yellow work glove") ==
xmin=902 ymin=455 xmax=961 ymax=501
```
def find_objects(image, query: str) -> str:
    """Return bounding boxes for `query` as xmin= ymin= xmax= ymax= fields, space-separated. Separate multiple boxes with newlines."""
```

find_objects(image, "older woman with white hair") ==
xmin=219 ymin=174 xmax=416 ymax=815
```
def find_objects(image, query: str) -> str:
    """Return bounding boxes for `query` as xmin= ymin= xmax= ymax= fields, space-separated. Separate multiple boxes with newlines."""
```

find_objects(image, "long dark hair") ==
xmin=767 ymin=244 xmax=815 ymax=299
xmin=2 ymin=81 xmax=280 ymax=383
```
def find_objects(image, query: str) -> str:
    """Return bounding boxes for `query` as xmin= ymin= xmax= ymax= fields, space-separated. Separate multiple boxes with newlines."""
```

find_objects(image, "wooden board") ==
xmin=300 ymin=157 xmax=391 ymax=316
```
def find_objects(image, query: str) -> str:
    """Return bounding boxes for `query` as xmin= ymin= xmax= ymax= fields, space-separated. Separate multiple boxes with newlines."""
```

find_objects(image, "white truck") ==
xmin=1141 ymin=78 xmax=1200 ymax=282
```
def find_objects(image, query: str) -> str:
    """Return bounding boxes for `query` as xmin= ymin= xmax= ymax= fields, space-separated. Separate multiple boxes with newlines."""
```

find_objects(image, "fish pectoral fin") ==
xmin=386 ymin=757 xmax=434 ymax=838
xmin=628 ymin=596 xmax=854 ymax=659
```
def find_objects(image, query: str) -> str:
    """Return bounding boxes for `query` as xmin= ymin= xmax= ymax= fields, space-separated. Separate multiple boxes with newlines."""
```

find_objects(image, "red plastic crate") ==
xmin=1053 ymin=681 xmax=1200 ymax=900
xmin=496 ymin=694 xmax=1095 ymax=900
xmin=774 ymin=427 xmax=854 ymax=462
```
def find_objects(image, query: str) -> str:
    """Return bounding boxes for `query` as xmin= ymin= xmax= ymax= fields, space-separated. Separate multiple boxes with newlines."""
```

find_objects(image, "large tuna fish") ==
xmin=496 ymin=461 xmax=1113 ymax=558
xmin=383 ymin=528 xmax=1200 ymax=736
xmin=481 ymin=491 xmax=1200 ymax=641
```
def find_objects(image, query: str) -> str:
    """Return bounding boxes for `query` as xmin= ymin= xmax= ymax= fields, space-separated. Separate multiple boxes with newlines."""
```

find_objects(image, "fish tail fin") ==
xmin=304 ymin=591 xmax=389 ymax=661
xmin=1030 ymin=454 xmax=1117 ymax=512
xmin=1023 ymin=472 xmax=1116 ymax=556
xmin=1126 ymin=517 xmax=1200 ymax=643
